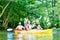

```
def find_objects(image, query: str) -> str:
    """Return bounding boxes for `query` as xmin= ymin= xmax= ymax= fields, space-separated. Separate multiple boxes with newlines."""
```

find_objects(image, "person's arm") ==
xmin=16 ymin=26 xmax=18 ymax=29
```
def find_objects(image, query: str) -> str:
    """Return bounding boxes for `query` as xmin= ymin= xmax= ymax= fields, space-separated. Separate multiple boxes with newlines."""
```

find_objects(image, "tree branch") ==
xmin=0 ymin=1 xmax=10 ymax=18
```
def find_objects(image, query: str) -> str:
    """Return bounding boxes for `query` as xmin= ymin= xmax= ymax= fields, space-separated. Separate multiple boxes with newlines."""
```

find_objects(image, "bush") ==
xmin=0 ymin=26 xmax=7 ymax=30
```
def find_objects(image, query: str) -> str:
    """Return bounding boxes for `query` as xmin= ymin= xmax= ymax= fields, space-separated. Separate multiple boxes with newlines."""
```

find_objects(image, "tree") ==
xmin=0 ymin=0 xmax=59 ymax=29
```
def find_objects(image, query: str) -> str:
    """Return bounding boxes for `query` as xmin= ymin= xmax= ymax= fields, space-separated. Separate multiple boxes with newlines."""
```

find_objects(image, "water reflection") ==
xmin=7 ymin=32 xmax=23 ymax=40
xmin=15 ymin=33 xmax=23 ymax=40
xmin=7 ymin=32 xmax=34 ymax=40
xmin=7 ymin=31 xmax=53 ymax=40
xmin=14 ymin=32 xmax=34 ymax=40
xmin=7 ymin=32 xmax=14 ymax=40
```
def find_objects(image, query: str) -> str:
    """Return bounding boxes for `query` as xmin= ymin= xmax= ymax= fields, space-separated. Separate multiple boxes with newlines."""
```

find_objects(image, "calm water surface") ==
xmin=0 ymin=29 xmax=60 ymax=40
xmin=0 ymin=31 xmax=33 ymax=40
xmin=0 ymin=31 xmax=15 ymax=40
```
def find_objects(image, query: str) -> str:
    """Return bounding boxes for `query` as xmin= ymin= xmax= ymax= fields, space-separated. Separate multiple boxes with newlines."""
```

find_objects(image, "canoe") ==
xmin=14 ymin=29 xmax=53 ymax=40
xmin=14 ymin=29 xmax=53 ymax=35
xmin=14 ymin=30 xmax=26 ymax=35
xmin=14 ymin=30 xmax=20 ymax=34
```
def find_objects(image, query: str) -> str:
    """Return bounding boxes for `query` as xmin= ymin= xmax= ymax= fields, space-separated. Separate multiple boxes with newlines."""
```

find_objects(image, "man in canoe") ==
xmin=16 ymin=22 xmax=24 ymax=31
xmin=37 ymin=25 xmax=44 ymax=30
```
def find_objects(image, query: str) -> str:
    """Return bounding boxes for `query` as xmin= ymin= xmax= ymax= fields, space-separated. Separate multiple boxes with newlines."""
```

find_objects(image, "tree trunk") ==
xmin=0 ymin=1 xmax=10 ymax=18
xmin=51 ymin=0 xmax=55 ymax=27
xmin=2 ymin=9 xmax=11 ymax=29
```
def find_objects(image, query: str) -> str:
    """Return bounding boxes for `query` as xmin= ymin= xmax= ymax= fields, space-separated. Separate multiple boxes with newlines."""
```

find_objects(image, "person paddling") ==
xmin=16 ymin=22 xmax=24 ymax=31
xmin=26 ymin=21 xmax=32 ymax=30
xmin=37 ymin=25 xmax=43 ymax=30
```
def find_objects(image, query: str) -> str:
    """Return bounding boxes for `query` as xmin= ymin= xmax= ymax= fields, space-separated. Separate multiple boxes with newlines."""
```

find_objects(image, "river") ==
xmin=0 ymin=31 xmax=14 ymax=40
xmin=0 ymin=29 xmax=60 ymax=40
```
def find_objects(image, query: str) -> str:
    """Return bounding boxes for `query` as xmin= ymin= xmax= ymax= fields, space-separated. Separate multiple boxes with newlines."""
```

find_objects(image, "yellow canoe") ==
xmin=14 ymin=29 xmax=53 ymax=40
xmin=14 ymin=30 xmax=26 ymax=35
xmin=14 ymin=29 xmax=53 ymax=35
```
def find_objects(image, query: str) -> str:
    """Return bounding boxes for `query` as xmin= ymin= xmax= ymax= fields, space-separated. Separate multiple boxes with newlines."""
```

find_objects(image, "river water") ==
xmin=0 ymin=29 xmax=60 ymax=40
xmin=0 ymin=31 xmax=53 ymax=40
xmin=0 ymin=31 xmax=14 ymax=40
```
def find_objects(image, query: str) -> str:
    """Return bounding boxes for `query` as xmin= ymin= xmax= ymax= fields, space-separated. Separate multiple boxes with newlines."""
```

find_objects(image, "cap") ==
xmin=19 ymin=22 xmax=21 ymax=25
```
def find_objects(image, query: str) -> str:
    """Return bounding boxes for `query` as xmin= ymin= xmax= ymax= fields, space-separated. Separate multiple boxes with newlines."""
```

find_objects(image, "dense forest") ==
xmin=0 ymin=0 xmax=60 ymax=30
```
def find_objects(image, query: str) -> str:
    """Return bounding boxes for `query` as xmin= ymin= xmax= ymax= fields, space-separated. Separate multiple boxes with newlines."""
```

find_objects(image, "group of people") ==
xmin=15 ymin=18 xmax=43 ymax=31
xmin=16 ymin=21 xmax=31 ymax=31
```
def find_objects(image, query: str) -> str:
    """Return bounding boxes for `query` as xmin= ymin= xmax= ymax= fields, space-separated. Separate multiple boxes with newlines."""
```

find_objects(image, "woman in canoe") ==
xmin=25 ymin=20 xmax=32 ymax=30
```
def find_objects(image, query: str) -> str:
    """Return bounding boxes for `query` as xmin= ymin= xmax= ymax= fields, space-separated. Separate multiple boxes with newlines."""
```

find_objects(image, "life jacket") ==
xmin=27 ymin=24 xmax=31 ymax=29
xmin=37 ymin=27 xmax=44 ymax=30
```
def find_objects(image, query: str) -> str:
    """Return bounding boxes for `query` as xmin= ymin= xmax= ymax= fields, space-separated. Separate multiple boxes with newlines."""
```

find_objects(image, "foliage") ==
xmin=0 ymin=0 xmax=60 ymax=29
